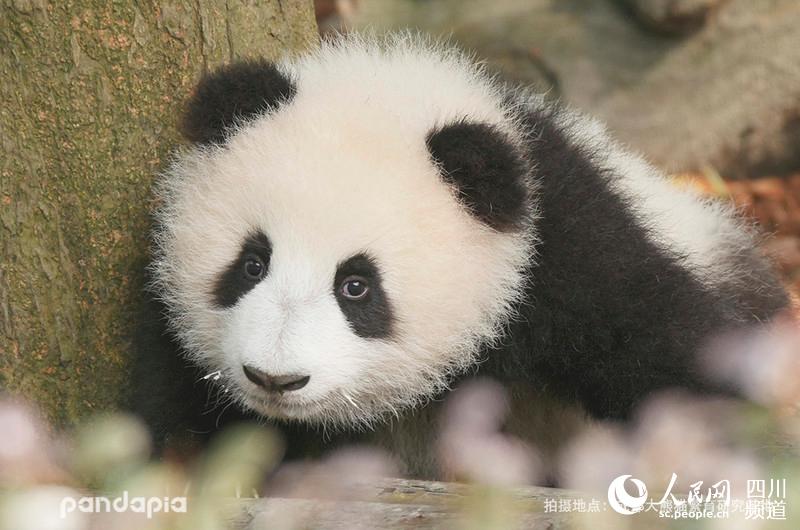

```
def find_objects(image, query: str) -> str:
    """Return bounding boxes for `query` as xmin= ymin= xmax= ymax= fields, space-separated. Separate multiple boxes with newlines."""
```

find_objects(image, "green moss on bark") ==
xmin=0 ymin=0 xmax=317 ymax=426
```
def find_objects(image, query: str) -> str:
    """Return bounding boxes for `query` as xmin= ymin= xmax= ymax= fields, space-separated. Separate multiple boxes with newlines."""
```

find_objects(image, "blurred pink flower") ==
xmin=0 ymin=398 xmax=67 ymax=486
xmin=438 ymin=379 xmax=540 ymax=486
xmin=559 ymin=392 xmax=761 ymax=499
xmin=266 ymin=445 xmax=397 ymax=500
xmin=703 ymin=315 xmax=800 ymax=408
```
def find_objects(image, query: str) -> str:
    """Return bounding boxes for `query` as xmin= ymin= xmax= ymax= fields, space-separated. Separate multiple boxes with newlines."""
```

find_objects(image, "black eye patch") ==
xmin=333 ymin=253 xmax=394 ymax=339
xmin=213 ymin=230 xmax=272 ymax=308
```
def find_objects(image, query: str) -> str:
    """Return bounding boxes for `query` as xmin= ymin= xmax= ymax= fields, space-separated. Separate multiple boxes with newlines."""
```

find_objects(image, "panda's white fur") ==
xmin=551 ymin=108 xmax=760 ymax=290
xmin=151 ymin=34 xmax=787 ymax=477
xmin=153 ymin=35 xmax=535 ymax=428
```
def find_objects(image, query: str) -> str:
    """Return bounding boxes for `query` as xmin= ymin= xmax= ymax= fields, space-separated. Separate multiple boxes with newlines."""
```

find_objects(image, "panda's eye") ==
xmin=340 ymin=276 xmax=369 ymax=300
xmin=243 ymin=255 xmax=265 ymax=281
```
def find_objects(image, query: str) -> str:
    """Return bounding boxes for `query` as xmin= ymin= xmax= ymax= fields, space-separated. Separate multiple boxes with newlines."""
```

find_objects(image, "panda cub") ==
xmin=151 ymin=35 xmax=788 ymax=478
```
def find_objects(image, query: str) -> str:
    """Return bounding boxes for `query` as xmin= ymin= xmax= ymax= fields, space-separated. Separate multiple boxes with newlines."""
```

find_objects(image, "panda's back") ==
xmin=480 ymin=99 xmax=788 ymax=419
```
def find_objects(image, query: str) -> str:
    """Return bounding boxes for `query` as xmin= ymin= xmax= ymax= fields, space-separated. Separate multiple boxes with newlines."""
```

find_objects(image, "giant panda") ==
xmin=149 ymin=34 xmax=789 ymax=479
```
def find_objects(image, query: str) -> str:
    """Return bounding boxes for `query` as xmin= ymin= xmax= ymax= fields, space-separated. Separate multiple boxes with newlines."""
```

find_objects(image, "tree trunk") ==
xmin=0 ymin=0 xmax=318 ymax=427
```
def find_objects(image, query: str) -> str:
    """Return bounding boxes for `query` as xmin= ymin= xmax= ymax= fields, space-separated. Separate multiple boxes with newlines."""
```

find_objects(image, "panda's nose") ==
xmin=242 ymin=365 xmax=310 ymax=392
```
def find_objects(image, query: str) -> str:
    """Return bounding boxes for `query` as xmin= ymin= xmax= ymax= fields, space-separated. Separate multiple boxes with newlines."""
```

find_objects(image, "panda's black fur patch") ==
xmin=213 ymin=230 xmax=273 ymax=308
xmin=477 ymin=102 xmax=789 ymax=419
xmin=333 ymin=253 xmax=394 ymax=339
xmin=426 ymin=121 xmax=529 ymax=230
xmin=181 ymin=59 xmax=296 ymax=145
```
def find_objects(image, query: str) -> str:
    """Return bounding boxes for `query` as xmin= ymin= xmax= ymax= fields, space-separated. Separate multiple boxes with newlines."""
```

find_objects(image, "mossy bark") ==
xmin=0 ymin=0 xmax=318 ymax=426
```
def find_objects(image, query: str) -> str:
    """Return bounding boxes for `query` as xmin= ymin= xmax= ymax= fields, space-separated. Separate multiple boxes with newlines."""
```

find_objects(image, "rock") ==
xmin=352 ymin=0 xmax=800 ymax=178
xmin=621 ymin=0 xmax=726 ymax=34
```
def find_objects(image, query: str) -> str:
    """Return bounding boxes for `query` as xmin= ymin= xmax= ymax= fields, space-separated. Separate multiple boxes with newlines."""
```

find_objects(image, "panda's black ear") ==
xmin=426 ymin=121 xmax=529 ymax=230
xmin=181 ymin=58 xmax=296 ymax=145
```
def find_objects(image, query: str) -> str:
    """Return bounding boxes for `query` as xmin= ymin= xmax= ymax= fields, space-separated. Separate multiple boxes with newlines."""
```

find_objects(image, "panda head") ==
xmin=152 ymin=36 xmax=535 ymax=428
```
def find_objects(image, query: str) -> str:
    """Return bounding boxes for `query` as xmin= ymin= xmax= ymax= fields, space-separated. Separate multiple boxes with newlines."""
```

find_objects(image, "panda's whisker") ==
xmin=341 ymin=390 xmax=363 ymax=412
xmin=215 ymin=400 xmax=237 ymax=428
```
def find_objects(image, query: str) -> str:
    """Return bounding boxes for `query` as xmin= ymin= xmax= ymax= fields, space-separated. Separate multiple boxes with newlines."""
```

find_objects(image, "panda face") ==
xmin=153 ymin=36 xmax=535 ymax=427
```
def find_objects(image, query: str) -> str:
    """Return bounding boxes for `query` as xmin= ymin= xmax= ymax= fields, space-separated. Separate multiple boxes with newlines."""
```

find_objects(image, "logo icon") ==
xmin=608 ymin=474 xmax=648 ymax=515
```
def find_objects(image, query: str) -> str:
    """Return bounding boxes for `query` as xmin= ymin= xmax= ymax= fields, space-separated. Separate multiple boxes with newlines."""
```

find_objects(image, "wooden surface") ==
xmin=232 ymin=478 xmax=580 ymax=529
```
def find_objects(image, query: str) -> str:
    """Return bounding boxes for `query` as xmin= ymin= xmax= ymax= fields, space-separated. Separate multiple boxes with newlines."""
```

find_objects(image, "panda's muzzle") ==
xmin=242 ymin=365 xmax=310 ymax=392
